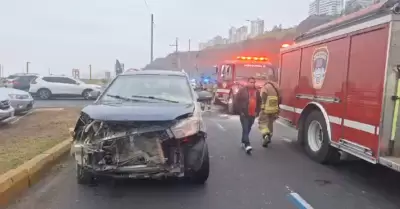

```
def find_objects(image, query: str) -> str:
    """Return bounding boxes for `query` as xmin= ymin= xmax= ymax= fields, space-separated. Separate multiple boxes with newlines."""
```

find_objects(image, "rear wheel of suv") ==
xmin=38 ymin=88 xmax=51 ymax=100
xmin=82 ymin=89 xmax=92 ymax=100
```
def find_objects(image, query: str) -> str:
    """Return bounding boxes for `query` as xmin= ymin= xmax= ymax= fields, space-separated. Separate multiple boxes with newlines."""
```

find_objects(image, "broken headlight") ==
xmin=170 ymin=116 xmax=204 ymax=138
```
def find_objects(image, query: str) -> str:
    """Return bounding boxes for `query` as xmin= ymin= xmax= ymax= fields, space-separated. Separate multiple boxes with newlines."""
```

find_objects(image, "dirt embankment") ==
xmin=0 ymin=108 xmax=81 ymax=174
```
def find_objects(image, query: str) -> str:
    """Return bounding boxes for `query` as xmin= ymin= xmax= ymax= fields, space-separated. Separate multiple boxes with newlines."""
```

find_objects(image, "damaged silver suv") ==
xmin=70 ymin=70 xmax=209 ymax=184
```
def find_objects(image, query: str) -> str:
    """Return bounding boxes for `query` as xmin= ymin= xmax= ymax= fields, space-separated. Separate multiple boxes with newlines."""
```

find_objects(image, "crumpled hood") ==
xmin=82 ymin=102 xmax=195 ymax=121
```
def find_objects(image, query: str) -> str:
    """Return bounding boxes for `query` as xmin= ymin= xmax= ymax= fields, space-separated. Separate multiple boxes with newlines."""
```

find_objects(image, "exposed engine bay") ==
xmin=72 ymin=114 xmax=184 ymax=179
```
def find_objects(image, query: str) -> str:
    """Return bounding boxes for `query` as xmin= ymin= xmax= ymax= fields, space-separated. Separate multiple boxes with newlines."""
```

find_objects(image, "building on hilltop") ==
xmin=235 ymin=26 xmax=248 ymax=42
xmin=228 ymin=27 xmax=237 ymax=43
xmin=309 ymin=0 xmax=344 ymax=16
xmin=249 ymin=19 xmax=264 ymax=38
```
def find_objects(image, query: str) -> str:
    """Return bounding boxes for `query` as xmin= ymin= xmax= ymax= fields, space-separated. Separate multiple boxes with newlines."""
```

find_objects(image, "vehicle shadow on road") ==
xmin=84 ymin=178 xmax=208 ymax=199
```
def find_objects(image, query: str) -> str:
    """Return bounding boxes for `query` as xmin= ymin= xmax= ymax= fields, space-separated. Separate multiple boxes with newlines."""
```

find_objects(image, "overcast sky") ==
xmin=0 ymin=0 xmax=309 ymax=78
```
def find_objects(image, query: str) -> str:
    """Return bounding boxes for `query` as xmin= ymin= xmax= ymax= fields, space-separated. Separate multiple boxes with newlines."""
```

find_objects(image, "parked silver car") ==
xmin=0 ymin=87 xmax=34 ymax=114
xmin=0 ymin=91 xmax=15 ymax=122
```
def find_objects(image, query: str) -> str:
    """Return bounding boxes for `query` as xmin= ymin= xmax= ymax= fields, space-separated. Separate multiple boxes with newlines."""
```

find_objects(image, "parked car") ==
xmin=0 ymin=91 xmax=15 ymax=123
xmin=0 ymin=78 xmax=6 ymax=87
xmin=0 ymin=87 xmax=34 ymax=114
xmin=70 ymin=70 xmax=210 ymax=185
xmin=29 ymin=75 xmax=102 ymax=100
xmin=4 ymin=73 xmax=39 ymax=90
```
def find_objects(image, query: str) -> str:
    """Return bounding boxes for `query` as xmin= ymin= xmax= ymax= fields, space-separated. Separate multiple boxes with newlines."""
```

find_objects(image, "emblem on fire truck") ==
xmin=311 ymin=46 xmax=329 ymax=89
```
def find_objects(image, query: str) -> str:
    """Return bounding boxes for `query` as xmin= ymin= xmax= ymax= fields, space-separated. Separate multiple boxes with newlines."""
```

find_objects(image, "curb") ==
xmin=0 ymin=135 xmax=73 ymax=207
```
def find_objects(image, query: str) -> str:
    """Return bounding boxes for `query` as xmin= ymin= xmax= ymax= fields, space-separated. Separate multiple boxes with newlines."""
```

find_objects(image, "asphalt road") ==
xmin=6 ymin=111 xmax=400 ymax=209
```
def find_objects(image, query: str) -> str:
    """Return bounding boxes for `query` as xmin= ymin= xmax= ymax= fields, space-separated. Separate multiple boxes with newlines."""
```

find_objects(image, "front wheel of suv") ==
xmin=189 ymin=146 xmax=210 ymax=184
xmin=38 ymin=88 xmax=51 ymax=100
xmin=76 ymin=163 xmax=94 ymax=185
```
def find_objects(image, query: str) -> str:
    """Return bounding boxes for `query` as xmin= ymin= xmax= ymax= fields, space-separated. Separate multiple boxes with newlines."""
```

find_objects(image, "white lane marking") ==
xmin=287 ymin=192 xmax=314 ymax=209
xmin=10 ymin=110 xmax=35 ymax=124
xmin=281 ymin=137 xmax=293 ymax=143
xmin=212 ymin=120 xmax=226 ymax=131
xmin=279 ymin=104 xmax=378 ymax=135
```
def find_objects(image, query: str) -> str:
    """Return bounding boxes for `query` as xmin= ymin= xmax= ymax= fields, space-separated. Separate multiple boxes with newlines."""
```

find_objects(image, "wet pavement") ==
xmin=6 ymin=111 xmax=400 ymax=209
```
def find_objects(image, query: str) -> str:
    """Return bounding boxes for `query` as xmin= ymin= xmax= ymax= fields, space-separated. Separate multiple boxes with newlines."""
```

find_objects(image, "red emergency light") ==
xmin=281 ymin=44 xmax=290 ymax=48
xmin=236 ymin=56 xmax=269 ymax=61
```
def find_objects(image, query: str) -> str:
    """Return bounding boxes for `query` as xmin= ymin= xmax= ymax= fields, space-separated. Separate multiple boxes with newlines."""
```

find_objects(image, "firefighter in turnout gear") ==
xmin=258 ymin=76 xmax=281 ymax=148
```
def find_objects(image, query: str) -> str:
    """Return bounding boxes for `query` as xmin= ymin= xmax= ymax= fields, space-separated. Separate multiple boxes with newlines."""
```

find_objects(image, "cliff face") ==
xmin=144 ymin=15 xmax=336 ymax=78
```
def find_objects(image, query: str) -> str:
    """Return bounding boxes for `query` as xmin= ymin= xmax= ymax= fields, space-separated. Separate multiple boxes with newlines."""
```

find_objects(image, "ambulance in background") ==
xmin=278 ymin=0 xmax=400 ymax=173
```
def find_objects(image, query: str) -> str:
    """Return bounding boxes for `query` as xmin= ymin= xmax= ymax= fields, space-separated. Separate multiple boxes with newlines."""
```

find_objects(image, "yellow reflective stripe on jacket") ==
xmin=263 ymin=95 xmax=279 ymax=114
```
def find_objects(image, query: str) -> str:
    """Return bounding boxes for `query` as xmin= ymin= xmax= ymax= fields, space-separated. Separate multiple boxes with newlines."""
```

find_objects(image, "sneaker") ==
xmin=245 ymin=145 xmax=253 ymax=154
xmin=262 ymin=134 xmax=271 ymax=148
xmin=241 ymin=143 xmax=246 ymax=149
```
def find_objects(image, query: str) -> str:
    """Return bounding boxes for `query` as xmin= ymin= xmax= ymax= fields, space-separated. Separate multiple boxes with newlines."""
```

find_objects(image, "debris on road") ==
xmin=0 ymin=108 xmax=80 ymax=174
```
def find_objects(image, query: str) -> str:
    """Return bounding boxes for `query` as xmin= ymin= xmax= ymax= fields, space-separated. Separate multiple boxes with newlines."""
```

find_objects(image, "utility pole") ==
xmin=188 ymin=39 xmax=191 ymax=52
xmin=26 ymin=62 xmax=30 ymax=73
xmin=89 ymin=65 xmax=92 ymax=79
xmin=48 ymin=68 xmax=51 ymax=75
xmin=150 ymin=14 xmax=154 ymax=63
xmin=169 ymin=37 xmax=179 ymax=69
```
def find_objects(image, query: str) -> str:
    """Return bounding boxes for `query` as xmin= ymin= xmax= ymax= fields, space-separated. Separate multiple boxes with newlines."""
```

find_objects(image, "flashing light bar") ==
xmin=281 ymin=44 xmax=290 ymax=48
xmin=236 ymin=56 xmax=269 ymax=61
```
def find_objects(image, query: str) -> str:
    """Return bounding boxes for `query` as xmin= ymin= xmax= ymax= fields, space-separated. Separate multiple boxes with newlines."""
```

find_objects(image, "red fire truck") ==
xmin=278 ymin=0 xmax=400 ymax=172
xmin=213 ymin=56 xmax=278 ymax=114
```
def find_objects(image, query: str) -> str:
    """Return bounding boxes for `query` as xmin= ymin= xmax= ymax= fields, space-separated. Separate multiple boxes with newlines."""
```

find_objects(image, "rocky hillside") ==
xmin=144 ymin=15 xmax=336 ymax=78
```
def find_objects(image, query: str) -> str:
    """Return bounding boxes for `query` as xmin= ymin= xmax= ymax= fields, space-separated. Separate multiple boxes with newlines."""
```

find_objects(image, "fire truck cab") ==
xmin=278 ymin=0 xmax=400 ymax=173
xmin=213 ymin=56 xmax=278 ymax=114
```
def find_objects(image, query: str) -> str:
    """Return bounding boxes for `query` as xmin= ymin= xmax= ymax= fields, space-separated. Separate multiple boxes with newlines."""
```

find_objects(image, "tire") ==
xmin=189 ymin=145 xmax=210 ymax=184
xmin=303 ymin=110 xmax=340 ymax=164
xmin=82 ymin=89 xmax=92 ymax=100
xmin=76 ymin=163 xmax=94 ymax=185
xmin=37 ymin=88 xmax=51 ymax=100
xmin=227 ymin=93 xmax=235 ymax=114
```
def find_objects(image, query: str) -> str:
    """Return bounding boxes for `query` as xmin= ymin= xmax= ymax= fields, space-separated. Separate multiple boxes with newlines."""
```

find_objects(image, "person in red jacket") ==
xmin=233 ymin=77 xmax=261 ymax=154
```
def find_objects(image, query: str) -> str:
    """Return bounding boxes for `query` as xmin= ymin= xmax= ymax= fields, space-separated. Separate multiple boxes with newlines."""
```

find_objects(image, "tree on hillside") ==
xmin=271 ymin=24 xmax=282 ymax=31
xmin=343 ymin=0 xmax=363 ymax=15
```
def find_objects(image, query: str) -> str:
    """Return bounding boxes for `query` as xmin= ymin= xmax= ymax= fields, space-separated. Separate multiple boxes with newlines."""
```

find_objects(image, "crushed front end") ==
xmin=71 ymin=113 xmax=185 ymax=179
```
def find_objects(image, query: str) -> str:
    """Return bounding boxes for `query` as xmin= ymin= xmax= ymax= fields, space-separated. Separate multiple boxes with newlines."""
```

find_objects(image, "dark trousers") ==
xmin=240 ymin=115 xmax=255 ymax=146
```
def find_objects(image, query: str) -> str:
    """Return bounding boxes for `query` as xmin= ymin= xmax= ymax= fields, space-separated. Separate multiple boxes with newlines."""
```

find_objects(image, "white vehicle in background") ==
xmin=29 ymin=75 xmax=102 ymax=100
xmin=0 ymin=92 xmax=15 ymax=123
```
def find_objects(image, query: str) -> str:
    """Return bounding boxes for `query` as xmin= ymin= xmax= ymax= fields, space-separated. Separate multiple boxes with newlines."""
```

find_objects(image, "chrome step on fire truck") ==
xmin=213 ymin=56 xmax=278 ymax=114
xmin=278 ymin=0 xmax=400 ymax=172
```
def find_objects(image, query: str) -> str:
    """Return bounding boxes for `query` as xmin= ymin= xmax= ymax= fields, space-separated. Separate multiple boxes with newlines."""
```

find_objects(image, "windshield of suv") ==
xmin=100 ymin=74 xmax=193 ymax=104
xmin=235 ymin=64 xmax=276 ymax=81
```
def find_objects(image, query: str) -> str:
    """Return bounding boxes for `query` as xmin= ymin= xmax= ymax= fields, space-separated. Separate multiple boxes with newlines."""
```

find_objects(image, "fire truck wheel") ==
xmin=304 ymin=110 xmax=340 ymax=164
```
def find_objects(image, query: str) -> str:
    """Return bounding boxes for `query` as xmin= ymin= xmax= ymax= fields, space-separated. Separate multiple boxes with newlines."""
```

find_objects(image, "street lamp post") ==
xmin=26 ymin=62 xmax=30 ymax=73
